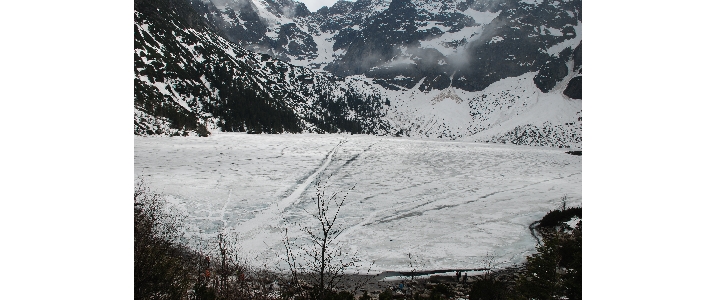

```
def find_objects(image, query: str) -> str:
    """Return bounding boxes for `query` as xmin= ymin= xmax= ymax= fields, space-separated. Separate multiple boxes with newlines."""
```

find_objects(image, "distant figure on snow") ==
xmin=456 ymin=271 xmax=461 ymax=282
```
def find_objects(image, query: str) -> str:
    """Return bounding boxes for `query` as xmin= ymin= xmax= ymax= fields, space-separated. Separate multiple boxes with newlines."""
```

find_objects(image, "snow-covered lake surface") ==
xmin=135 ymin=133 xmax=581 ymax=273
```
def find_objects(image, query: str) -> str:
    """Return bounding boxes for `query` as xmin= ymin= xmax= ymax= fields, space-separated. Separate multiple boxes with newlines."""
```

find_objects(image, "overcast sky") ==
xmin=298 ymin=0 xmax=349 ymax=12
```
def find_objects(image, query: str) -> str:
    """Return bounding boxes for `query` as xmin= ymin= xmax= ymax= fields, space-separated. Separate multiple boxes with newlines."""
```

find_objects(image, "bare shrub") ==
xmin=135 ymin=178 xmax=198 ymax=299
xmin=280 ymin=177 xmax=373 ymax=299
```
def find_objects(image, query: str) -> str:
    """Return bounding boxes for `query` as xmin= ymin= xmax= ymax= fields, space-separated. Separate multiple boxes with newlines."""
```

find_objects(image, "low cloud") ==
xmin=298 ymin=0 xmax=346 ymax=12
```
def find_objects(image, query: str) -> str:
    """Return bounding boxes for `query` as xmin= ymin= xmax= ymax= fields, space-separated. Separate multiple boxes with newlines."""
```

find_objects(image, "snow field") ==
xmin=135 ymin=133 xmax=581 ymax=273
xmin=374 ymin=71 xmax=582 ymax=147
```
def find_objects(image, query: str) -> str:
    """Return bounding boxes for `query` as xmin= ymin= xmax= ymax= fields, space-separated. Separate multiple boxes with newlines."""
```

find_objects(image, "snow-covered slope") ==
xmin=340 ymin=71 xmax=581 ymax=148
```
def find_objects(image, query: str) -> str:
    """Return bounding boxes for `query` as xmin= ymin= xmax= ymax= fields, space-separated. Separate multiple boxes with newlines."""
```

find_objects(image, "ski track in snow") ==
xmin=231 ymin=139 xmax=346 ymax=246
xmin=219 ymin=189 xmax=232 ymax=229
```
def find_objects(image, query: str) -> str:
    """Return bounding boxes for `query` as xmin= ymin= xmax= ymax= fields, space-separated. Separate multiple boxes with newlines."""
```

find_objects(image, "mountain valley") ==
xmin=135 ymin=0 xmax=582 ymax=148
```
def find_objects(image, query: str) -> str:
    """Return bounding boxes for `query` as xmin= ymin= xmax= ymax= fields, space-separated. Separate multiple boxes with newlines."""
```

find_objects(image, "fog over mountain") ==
xmin=298 ymin=0 xmax=344 ymax=12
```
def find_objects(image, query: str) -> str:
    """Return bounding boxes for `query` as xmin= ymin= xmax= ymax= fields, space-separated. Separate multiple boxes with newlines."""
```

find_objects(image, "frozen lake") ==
xmin=134 ymin=133 xmax=581 ymax=273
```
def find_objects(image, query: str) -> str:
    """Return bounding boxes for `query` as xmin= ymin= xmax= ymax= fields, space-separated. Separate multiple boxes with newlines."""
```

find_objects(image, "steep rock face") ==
xmin=562 ymin=41 xmax=581 ymax=99
xmin=188 ymin=0 xmax=320 ymax=62
xmin=452 ymin=0 xmax=582 ymax=91
xmin=135 ymin=0 xmax=392 ymax=136
xmin=563 ymin=76 xmax=581 ymax=99
xmin=533 ymin=47 xmax=572 ymax=93
xmin=327 ymin=0 xmax=421 ymax=77
xmin=572 ymin=41 xmax=582 ymax=72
